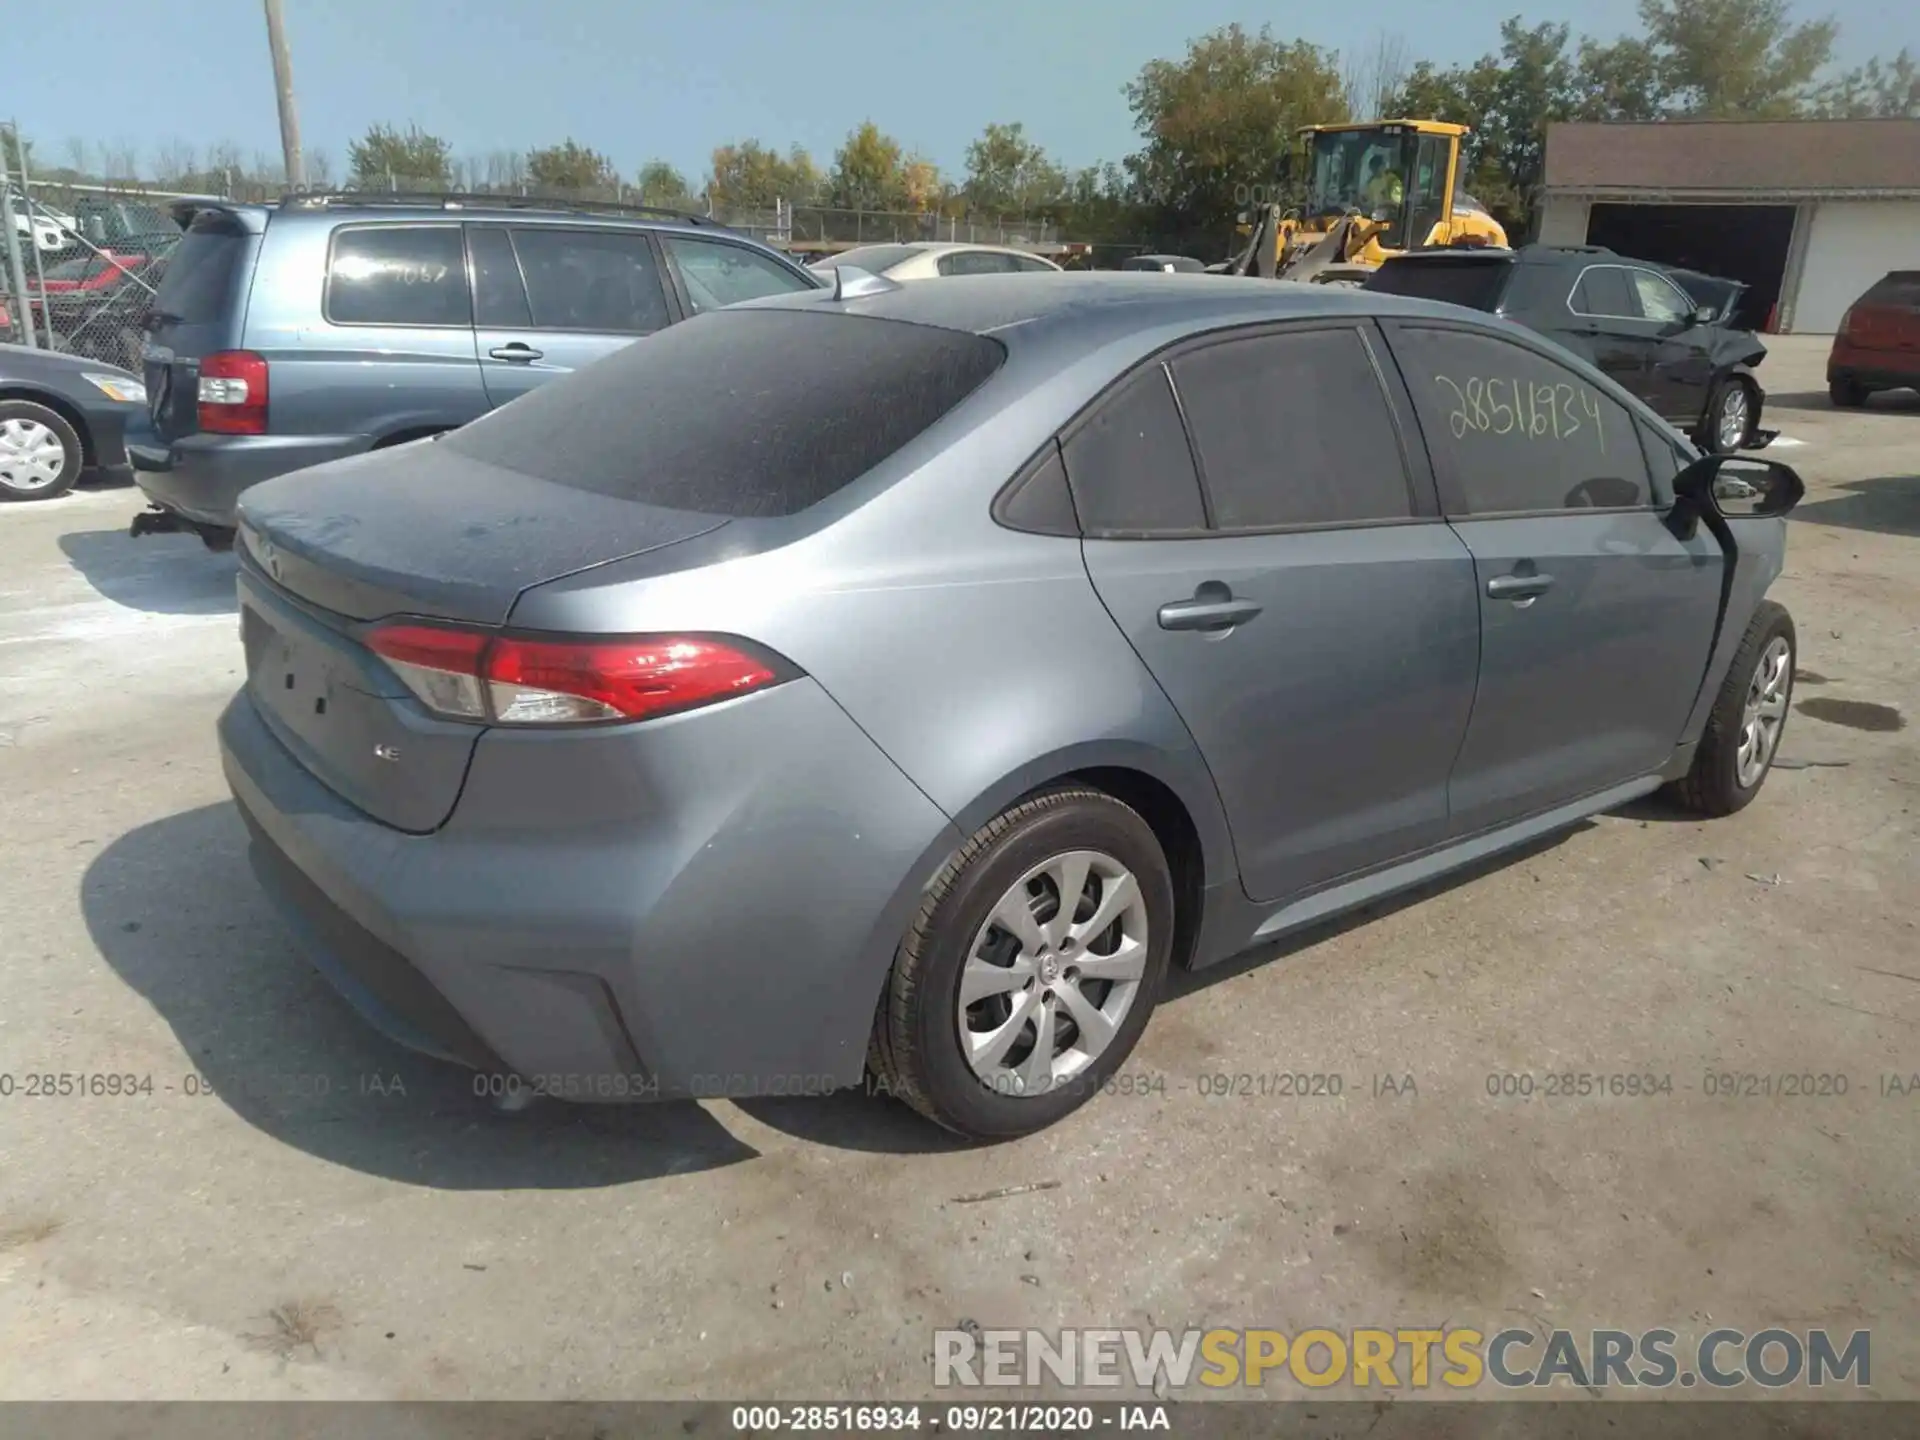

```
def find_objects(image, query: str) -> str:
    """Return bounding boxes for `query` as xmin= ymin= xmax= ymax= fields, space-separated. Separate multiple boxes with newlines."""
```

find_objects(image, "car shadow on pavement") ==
xmin=743 ymin=828 xmax=1593 ymax=1156
xmin=1766 ymin=388 xmax=1919 ymax=413
xmin=58 ymin=527 xmax=238 ymax=616
xmin=1789 ymin=475 xmax=1920 ymax=538
xmin=82 ymin=801 xmax=758 ymax=1188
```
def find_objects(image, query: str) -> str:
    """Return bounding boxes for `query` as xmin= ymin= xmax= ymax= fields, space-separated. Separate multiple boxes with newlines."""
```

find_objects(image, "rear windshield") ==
xmin=1366 ymin=257 xmax=1511 ymax=312
xmin=150 ymin=212 xmax=247 ymax=324
xmin=441 ymin=308 xmax=1007 ymax=517
xmin=816 ymin=245 xmax=923 ymax=274
xmin=1863 ymin=272 xmax=1920 ymax=308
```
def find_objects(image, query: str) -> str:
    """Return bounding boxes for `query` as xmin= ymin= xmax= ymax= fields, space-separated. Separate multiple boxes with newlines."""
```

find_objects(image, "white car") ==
xmin=809 ymin=241 xmax=1061 ymax=280
xmin=5 ymin=190 xmax=74 ymax=253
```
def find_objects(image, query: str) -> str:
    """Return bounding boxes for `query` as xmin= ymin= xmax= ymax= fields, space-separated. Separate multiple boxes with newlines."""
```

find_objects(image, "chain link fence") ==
xmin=2 ymin=172 xmax=198 ymax=370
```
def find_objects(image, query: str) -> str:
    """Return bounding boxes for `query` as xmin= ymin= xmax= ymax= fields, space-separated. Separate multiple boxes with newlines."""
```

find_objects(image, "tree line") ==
xmin=10 ymin=0 xmax=1916 ymax=258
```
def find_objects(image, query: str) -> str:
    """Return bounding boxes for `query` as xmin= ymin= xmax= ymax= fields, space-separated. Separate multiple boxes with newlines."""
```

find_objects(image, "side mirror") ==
xmin=1687 ymin=305 xmax=1715 ymax=326
xmin=1674 ymin=453 xmax=1805 ymax=519
xmin=1275 ymin=153 xmax=1295 ymax=184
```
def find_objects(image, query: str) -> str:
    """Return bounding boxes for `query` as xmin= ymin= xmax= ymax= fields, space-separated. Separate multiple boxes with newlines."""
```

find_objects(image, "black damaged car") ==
xmin=1365 ymin=244 xmax=1774 ymax=454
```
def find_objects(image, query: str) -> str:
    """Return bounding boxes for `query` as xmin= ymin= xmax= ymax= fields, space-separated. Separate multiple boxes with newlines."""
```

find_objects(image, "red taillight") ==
xmin=197 ymin=350 xmax=269 ymax=435
xmin=365 ymin=624 xmax=787 ymax=727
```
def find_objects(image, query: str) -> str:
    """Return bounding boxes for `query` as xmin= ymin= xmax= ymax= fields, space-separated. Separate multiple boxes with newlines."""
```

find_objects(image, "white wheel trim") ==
xmin=0 ymin=417 xmax=70 ymax=491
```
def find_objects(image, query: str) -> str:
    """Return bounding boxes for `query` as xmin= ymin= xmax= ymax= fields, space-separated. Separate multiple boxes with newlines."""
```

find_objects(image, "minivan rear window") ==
xmin=149 ymin=211 xmax=247 ymax=325
xmin=441 ymin=308 xmax=1007 ymax=517
xmin=1367 ymin=257 xmax=1511 ymax=312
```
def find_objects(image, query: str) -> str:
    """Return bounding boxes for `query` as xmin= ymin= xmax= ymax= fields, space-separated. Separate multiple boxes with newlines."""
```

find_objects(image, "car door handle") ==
xmin=1157 ymin=597 xmax=1263 ymax=632
xmin=1487 ymin=573 xmax=1555 ymax=600
xmin=488 ymin=343 xmax=543 ymax=363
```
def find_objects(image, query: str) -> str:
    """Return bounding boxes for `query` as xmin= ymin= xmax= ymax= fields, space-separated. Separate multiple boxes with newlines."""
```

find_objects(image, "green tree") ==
xmin=828 ymin=121 xmax=907 ymax=210
xmin=1637 ymin=0 xmax=1837 ymax=116
xmin=526 ymin=139 xmax=617 ymax=192
xmin=348 ymin=123 xmax=452 ymax=188
xmin=635 ymin=159 xmax=692 ymax=207
xmin=707 ymin=140 xmax=819 ymax=209
xmin=1121 ymin=24 xmax=1348 ymax=233
xmin=1573 ymin=35 xmax=1668 ymax=120
xmin=963 ymin=122 xmax=1068 ymax=216
xmin=1814 ymin=48 xmax=1920 ymax=117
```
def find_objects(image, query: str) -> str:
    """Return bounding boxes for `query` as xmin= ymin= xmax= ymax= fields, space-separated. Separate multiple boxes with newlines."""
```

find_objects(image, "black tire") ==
xmin=1828 ymin=376 xmax=1868 ymax=408
xmin=0 ymin=398 xmax=83 ymax=501
xmin=868 ymin=786 xmax=1175 ymax=1140
xmin=1700 ymin=377 xmax=1755 ymax=454
xmin=1670 ymin=601 xmax=1796 ymax=818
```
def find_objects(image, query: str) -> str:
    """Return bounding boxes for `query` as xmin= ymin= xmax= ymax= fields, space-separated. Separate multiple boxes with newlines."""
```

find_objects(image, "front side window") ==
xmin=1170 ymin=327 xmax=1414 ymax=529
xmin=326 ymin=225 xmax=470 ymax=327
xmin=508 ymin=227 xmax=670 ymax=334
xmin=1060 ymin=364 xmax=1207 ymax=534
xmin=664 ymin=236 xmax=813 ymax=313
xmin=1389 ymin=325 xmax=1653 ymax=515
xmin=1630 ymin=269 xmax=1693 ymax=323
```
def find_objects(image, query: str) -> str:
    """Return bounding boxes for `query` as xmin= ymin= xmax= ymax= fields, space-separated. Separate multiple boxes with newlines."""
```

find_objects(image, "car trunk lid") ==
xmin=235 ymin=439 xmax=730 ymax=627
xmin=235 ymin=442 xmax=731 ymax=831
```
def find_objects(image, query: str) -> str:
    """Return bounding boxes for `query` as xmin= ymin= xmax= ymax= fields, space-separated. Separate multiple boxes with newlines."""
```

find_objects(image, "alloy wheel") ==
xmin=1736 ymin=635 xmax=1792 ymax=788
xmin=1717 ymin=385 xmax=1751 ymax=451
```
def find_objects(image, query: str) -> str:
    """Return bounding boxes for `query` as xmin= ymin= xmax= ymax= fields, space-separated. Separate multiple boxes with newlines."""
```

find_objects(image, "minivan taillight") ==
xmin=197 ymin=350 xmax=269 ymax=434
xmin=365 ymin=624 xmax=792 ymax=726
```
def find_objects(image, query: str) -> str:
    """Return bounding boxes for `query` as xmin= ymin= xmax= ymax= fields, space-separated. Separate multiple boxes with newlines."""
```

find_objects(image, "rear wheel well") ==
xmin=372 ymin=425 xmax=450 ymax=450
xmin=1066 ymin=766 xmax=1206 ymax=970
xmin=0 ymin=386 xmax=95 ymax=466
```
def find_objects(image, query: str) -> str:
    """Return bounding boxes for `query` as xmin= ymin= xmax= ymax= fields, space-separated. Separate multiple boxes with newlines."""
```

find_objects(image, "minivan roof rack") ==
xmin=274 ymin=191 xmax=720 ymax=226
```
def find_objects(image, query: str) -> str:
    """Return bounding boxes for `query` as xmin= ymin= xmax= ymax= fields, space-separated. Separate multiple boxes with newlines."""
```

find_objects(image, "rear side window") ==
xmin=326 ymin=225 xmax=469 ymax=327
xmin=510 ymin=227 xmax=670 ymax=333
xmin=1367 ymin=258 xmax=1511 ymax=312
xmin=1171 ymin=327 xmax=1413 ymax=529
xmin=150 ymin=212 xmax=247 ymax=324
xmin=940 ymin=251 xmax=1019 ymax=277
xmin=1060 ymin=364 xmax=1206 ymax=534
xmin=1571 ymin=265 xmax=1636 ymax=319
xmin=1388 ymin=325 xmax=1652 ymax=515
xmin=440 ymin=309 xmax=1005 ymax=517
xmin=662 ymin=235 xmax=813 ymax=314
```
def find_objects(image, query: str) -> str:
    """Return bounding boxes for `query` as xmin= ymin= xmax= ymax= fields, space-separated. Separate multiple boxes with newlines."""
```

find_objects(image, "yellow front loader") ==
xmin=1225 ymin=120 xmax=1509 ymax=285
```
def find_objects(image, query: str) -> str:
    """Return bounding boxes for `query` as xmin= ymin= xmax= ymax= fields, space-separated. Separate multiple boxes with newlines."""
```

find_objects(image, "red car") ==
xmin=1829 ymin=270 xmax=1920 ymax=406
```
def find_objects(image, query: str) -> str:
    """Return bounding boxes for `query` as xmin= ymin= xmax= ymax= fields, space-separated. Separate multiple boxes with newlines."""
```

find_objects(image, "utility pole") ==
xmin=262 ymin=0 xmax=306 ymax=189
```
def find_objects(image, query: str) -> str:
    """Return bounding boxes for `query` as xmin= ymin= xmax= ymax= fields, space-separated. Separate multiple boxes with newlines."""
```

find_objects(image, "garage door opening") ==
xmin=1585 ymin=204 xmax=1797 ymax=331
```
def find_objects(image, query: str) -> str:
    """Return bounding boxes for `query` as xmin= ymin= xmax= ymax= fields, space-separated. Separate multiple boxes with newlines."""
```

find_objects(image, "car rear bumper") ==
xmin=129 ymin=430 xmax=366 ymax=529
xmin=218 ymin=678 xmax=959 ymax=1099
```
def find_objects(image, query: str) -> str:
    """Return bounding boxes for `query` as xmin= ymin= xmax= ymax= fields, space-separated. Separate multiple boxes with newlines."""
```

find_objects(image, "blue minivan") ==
xmin=128 ymin=193 xmax=824 ymax=543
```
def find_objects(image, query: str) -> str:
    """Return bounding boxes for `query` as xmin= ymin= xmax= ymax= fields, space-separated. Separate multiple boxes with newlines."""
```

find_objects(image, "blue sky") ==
xmin=11 ymin=0 xmax=1914 ymax=183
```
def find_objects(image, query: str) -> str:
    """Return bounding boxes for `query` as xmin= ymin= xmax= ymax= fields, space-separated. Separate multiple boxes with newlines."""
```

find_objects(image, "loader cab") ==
xmin=1296 ymin=121 xmax=1466 ymax=254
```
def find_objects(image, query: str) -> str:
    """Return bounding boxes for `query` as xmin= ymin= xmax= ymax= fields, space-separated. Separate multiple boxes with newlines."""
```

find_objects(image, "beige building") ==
xmin=1538 ymin=118 xmax=1920 ymax=333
